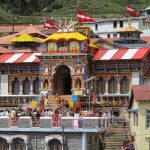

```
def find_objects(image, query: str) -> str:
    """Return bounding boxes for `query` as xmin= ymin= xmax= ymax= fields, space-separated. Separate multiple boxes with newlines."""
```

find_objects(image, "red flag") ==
xmin=43 ymin=19 xmax=59 ymax=29
xmin=127 ymin=4 xmax=140 ymax=17
xmin=76 ymin=9 xmax=96 ymax=23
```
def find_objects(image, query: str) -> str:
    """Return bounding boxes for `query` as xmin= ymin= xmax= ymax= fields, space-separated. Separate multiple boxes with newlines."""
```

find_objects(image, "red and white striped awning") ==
xmin=94 ymin=48 xmax=150 ymax=60
xmin=0 ymin=52 xmax=42 ymax=63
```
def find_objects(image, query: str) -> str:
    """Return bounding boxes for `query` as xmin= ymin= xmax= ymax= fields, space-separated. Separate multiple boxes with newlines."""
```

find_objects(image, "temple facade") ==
xmin=0 ymin=24 xmax=150 ymax=115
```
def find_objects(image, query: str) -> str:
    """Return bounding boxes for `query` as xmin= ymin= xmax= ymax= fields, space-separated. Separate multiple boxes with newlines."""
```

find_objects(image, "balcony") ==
xmin=0 ymin=116 xmax=109 ymax=132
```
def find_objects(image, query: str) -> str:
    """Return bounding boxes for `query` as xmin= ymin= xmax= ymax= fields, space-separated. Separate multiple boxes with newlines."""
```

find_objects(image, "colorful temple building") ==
xmin=0 ymin=24 xmax=150 ymax=116
xmin=0 ymin=22 xmax=150 ymax=149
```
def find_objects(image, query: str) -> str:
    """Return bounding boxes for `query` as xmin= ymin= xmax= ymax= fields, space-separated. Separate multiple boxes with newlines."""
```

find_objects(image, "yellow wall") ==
xmin=131 ymin=101 xmax=150 ymax=150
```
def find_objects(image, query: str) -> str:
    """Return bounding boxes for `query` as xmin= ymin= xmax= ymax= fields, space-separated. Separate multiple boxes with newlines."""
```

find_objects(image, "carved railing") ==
xmin=0 ymin=116 xmax=109 ymax=130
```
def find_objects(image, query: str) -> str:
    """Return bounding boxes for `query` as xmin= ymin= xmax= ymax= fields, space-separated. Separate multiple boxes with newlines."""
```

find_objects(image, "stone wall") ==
xmin=0 ymin=131 xmax=99 ymax=150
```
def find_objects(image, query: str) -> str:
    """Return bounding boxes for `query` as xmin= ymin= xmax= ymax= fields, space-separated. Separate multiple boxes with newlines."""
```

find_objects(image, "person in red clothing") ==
xmin=52 ymin=110 xmax=61 ymax=127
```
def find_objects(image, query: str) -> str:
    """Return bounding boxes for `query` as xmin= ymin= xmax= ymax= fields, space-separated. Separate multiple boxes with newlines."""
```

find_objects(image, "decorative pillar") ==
xmin=105 ymin=79 xmax=108 ymax=94
xmin=20 ymin=78 xmax=23 ymax=95
xmin=30 ymin=79 xmax=33 ymax=95
xmin=26 ymin=143 xmax=28 ymax=150
xmin=82 ymin=132 xmax=87 ymax=150
xmin=9 ymin=80 xmax=13 ymax=95
xmin=117 ymin=76 xmax=120 ymax=94
xmin=9 ymin=142 xmax=12 ymax=150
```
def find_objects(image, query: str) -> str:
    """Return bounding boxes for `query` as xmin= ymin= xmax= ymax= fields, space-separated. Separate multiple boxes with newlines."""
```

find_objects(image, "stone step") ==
xmin=48 ymin=95 xmax=73 ymax=110
xmin=104 ymin=141 xmax=123 ymax=145
xmin=105 ymin=147 xmax=122 ymax=150
xmin=104 ymin=138 xmax=125 ymax=141
xmin=103 ymin=127 xmax=130 ymax=150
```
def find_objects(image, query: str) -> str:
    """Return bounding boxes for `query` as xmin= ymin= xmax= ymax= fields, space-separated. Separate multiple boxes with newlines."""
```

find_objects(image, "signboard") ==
xmin=72 ymin=95 xmax=78 ymax=102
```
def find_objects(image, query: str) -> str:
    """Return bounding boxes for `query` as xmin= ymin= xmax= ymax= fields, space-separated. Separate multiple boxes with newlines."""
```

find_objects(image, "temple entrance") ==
xmin=48 ymin=139 xmax=62 ymax=150
xmin=0 ymin=138 xmax=8 ymax=150
xmin=111 ymin=108 xmax=120 ymax=116
xmin=11 ymin=138 xmax=26 ymax=150
xmin=53 ymin=65 xmax=71 ymax=95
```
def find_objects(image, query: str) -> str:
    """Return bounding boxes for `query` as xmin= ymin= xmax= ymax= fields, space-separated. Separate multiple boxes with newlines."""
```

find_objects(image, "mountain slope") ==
xmin=0 ymin=0 xmax=150 ymax=23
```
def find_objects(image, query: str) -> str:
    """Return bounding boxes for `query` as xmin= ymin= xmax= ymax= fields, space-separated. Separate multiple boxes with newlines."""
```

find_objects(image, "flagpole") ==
xmin=125 ymin=0 xmax=132 ymax=44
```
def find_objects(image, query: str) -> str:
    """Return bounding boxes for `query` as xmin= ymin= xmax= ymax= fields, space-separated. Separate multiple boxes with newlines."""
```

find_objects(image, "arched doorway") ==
xmin=0 ymin=138 xmax=8 ymax=150
xmin=48 ymin=139 xmax=62 ymax=150
xmin=111 ymin=108 xmax=120 ymax=116
xmin=53 ymin=65 xmax=71 ymax=95
xmin=11 ymin=138 xmax=26 ymax=150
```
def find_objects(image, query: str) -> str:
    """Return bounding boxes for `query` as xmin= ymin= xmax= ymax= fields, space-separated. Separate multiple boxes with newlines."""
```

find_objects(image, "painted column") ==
xmin=9 ymin=80 xmax=13 ymax=95
xmin=30 ymin=80 xmax=33 ymax=95
xmin=82 ymin=132 xmax=87 ymax=150
xmin=20 ymin=79 xmax=23 ymax=95
xmin=117 ymin=77 xmax=120 ymax=94
xmin=105 ymin=79 xmax=108 ymax=94
xmin=9 ymin=143 xmax=12 ymax=150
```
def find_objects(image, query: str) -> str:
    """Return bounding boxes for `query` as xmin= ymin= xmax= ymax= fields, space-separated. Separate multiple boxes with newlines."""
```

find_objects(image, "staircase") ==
xmin=48 ymin=95 xmax=72 ymax=110
xmin=103 ymin=125 xmax=130 ymax=150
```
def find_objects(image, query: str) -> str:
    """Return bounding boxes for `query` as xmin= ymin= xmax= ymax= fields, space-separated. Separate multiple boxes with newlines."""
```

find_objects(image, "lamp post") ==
xmin=84 ymin=76 xmax=95 ymax=111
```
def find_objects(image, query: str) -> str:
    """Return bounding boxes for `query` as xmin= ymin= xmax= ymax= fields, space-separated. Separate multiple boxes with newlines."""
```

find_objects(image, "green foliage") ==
xmin=0 ymin=0 xmax=150 ymax=23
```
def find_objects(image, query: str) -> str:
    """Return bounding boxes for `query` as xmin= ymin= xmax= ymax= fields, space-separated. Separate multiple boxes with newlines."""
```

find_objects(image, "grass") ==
xmin=0 ymin=0 xmax=150 ymax=24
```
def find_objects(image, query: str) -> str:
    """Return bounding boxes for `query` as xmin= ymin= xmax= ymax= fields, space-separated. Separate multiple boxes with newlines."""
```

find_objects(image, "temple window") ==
xmin=120 ymin=76 xmax=129 ymax=94
xmin=48 ymin=42 xmax=57 ymax=52
xmin=107 ymin=34 xmax=110 ymax=38
xmin=58 ymin=41 xmax=68 ymax=51
xmin=97 ymin=77 xmax=106 ymax=94
xmin=12 ymin=77 xmax=20 ymax=95
xmin=95 ymin=23 xmax=98 ymax=31
xmin=70 ymin=41 xmax=79 ymax=52
xmin=113 ymin=34 xmax=117 ymax=38
xmin=23 ymin=77 xmax=30 ymax=95
xmin=75 ymin=79 xmax=81 ymax=89
xmin=120 ymin=21 xmax=123 ymax=28
xmin=75 ymin=66 xmax=82 ymax=73
xmin=33 ymin=77 xmax=39 ymax=94
xmin=108 ymin=77 xmax=117 ymax=94
xmin=113 ymin=21 xmax=117 ymax=28
xmin=43 ymin=79 xmax=49 ymax=90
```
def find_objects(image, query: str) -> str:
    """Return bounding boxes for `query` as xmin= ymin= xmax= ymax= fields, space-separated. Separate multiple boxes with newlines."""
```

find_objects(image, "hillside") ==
xmin=0 ymin=0 xmax=150 ymax=23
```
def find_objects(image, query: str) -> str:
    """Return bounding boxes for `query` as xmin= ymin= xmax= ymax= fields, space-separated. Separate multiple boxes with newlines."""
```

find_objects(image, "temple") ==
xmin=0 ymin=20 xmax=150 ymax=149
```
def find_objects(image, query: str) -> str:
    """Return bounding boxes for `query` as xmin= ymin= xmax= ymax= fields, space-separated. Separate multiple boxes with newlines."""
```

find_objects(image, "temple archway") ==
xmin=53 ymin=65 xmax=71 ymax=95
xmin=48 ymin=139 xmax=62 ymax=150
xmin=0 ymin=138 xmax=8 ymax=150
xmin=11 ymin=138 xmax=26 ymax=150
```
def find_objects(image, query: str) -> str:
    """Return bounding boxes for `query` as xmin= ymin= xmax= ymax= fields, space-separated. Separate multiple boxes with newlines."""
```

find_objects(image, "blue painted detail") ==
xmin=36 ymin=95 xmax=40 ymax=102
xmin=43 ymin=62 xmax=49 ymax=65
xmin=80 ymin=42 xmax=82 ymax=52
xmin=74 ymin=61 xmax=82 ymax=65
xmin=78 ymin=118 xmax=84 ymax=126
xmin=72 ymin=95 xmax=78 ymax=102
